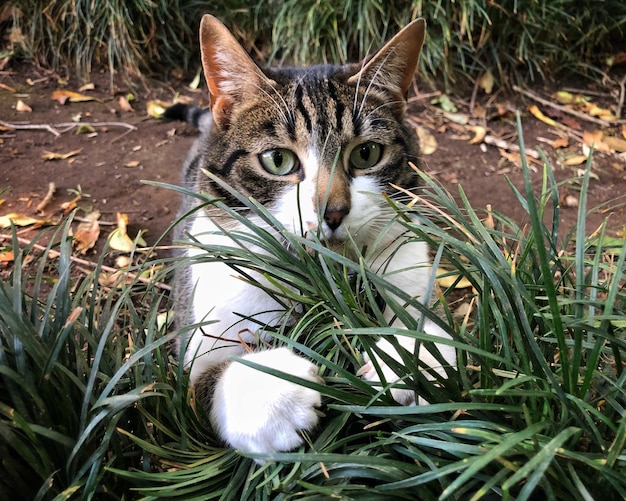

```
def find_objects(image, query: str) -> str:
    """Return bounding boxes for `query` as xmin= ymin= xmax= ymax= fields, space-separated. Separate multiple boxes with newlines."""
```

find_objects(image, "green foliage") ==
xmin=6 ymin=0 xmax=625 ymax=89
xmin=1 ymin=117 xmax=625 ymax=499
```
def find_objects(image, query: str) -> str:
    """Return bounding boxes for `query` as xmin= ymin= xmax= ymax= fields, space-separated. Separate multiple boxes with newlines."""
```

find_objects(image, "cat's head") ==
xmin=197 ymin=15 xmax=425 ymax=248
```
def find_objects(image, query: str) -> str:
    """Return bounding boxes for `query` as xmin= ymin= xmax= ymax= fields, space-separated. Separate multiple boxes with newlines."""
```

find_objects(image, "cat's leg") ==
xmin=204 ymin=347 xmax=323 ymax=460
xmin=357 ymin=318 xmax=455 ymax=405
xmin=359 ymin=237 xmax=456 ymax=404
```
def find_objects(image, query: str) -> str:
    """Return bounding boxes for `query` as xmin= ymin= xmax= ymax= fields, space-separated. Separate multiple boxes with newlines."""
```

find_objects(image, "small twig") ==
xmin=54 ymin=121 xmax=138 ymax=131
xmin=483 ymin=135 xmax=540 ymax=159
xmin=0 ymin=233 xmax=171 ymax=291
xmin=0 ymin=119 xmax=61 ymax=137
xmin=0 ymin=120 xmax=137 ymax=137
xmin=513 ymin=85 xmax=615 ymax=128
xmin=36 ymin=182 xmax=56 ymax=214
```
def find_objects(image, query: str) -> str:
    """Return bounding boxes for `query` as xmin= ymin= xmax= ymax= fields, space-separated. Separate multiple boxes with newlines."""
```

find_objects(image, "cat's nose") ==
xmin=324 ymin=206 xmax=350 ymax=231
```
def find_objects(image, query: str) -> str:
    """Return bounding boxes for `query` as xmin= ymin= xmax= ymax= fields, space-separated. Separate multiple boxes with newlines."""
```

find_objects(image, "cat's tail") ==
xmin=163 ymin=103 xmax=213 ymax=134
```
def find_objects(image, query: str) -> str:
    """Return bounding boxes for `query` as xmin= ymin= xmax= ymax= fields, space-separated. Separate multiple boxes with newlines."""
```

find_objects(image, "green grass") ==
xmin=6 ymin=0 xmax=625 ymax=89
xmin=1 ymin=117 xmax=625 ymax=499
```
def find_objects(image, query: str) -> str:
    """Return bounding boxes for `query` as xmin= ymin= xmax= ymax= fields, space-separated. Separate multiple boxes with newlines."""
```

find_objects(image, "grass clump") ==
xmin=1 ymin=117 xmax=625 ymax=499
xmin=4 ymin=1 xmax=624 ymax=89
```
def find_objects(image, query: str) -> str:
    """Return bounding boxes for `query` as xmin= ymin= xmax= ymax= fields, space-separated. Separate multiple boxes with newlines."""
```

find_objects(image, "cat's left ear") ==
xmin=348 ymin=18 xmax=426 ymax=99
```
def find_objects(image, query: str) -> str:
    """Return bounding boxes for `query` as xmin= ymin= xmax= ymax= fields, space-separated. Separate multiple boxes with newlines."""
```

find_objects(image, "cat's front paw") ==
xmin=210 ymin=347 xmax=322 ymax=460
xmin=357 ymin=337 xmax=417 ymax=405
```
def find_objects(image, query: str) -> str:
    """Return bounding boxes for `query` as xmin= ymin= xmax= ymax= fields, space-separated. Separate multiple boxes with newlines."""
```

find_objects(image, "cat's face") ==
xmin=196 ymin=16 xmax=425 ymax=248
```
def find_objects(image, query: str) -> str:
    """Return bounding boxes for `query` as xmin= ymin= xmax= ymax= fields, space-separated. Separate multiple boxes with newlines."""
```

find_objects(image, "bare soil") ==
xmin=1 ymin=65 xmax=625 ymax=263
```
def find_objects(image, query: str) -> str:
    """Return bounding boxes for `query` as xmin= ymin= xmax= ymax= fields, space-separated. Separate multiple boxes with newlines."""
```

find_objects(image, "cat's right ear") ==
xmin=199 ymin=15 xmax=274 ymax=127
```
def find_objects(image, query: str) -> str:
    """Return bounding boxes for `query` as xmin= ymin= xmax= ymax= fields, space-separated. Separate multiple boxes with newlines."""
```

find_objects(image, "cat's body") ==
xmin=169 ymin=15 xmax=456 ymax=458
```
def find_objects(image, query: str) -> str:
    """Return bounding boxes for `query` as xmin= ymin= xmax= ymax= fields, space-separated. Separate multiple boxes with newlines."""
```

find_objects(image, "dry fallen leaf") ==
xmin=477 ymin=69 xmax=495 ymax=94
xmin=415 ymin=125 xmax=438 ymax=155
xmin=78 ymin=82 xmax=95 ymax=92
xmin=551 ymin=137 xmax=569 ymax=149
xmin=73 ymin=210 xmax=101 ymax=254
xmin=562 ymin=194 xmax=579 ymax=207
xmin=118 ymin=95 xmax=134 ymax=112
xmin=603 ymin=135 xmax=626 ymax=153
xmin=0 ymin=250 xmax=14 ymax=262
xmin=468 ymin=125 xmax=486 ymax=144
xmin=582 ymin=130 xmax=611 ymax=153
xmin=41 ymin=148 xmax=83 ymax=161
xmin=16 ymin=99 xmax=32 ymax=112
xmin=0 ymin=213 xmax=41 ymax=228
xmin=562 ymin=155 xmax=589 ymax=166
xmin=528 ymin=105 xmax=559 ymax=127
xmin=124 ymin=160 xmax=141 ymax=168
xmin=109 ymin=212 xmax=147 ymax=252
xmin=146 ymin=100 xmax=171 ymax=119
xmin=51 ymin=89 xmax=102 ymax=105
xmin=437 ymin=268 xmax=473 ymax=289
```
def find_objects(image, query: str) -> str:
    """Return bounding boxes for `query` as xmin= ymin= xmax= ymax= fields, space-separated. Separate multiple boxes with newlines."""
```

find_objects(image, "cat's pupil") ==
xmin=273 ymin=151 xmax=284 ymax=166
xmin=359 ymin=145 xmax=371 ymax=161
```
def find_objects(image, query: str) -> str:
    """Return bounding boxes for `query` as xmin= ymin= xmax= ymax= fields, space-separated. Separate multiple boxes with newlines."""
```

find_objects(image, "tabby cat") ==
xmin=167 ymin=14 xmax=457 ymax=458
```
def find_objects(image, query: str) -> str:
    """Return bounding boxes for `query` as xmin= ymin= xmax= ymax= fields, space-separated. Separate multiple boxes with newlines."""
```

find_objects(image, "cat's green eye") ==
xmin=259 ymin=149 xmax=299 ymax=176
xmin=349 ymin=142 xmax=383 ymax=170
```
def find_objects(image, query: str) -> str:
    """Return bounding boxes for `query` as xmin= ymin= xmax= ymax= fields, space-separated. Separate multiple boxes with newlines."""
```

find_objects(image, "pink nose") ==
xmin=324 ymin=206 xmax=349 ymax=230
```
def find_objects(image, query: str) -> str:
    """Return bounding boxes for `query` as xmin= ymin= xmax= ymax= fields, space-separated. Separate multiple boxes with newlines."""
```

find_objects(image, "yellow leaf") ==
xmin=415 ymin=126 xmax=438 ymax=155
xmin=555 ymin=90 xmax=588 ymax=105
xmin=0 ymin=213 xmax=41 ymax=228
xmin=582 ymin=130 xmax=611 ymax=153
xmin=585 ymin=103 xmax=617 ymax=121
xmin=436 ymin=268 xmax=473 ymax=289
xmin=562 ymin=155 xmax=589 ymax=166
xmin=41 ymin=148 xmax=83 ymax=161
xmin=468 ymin=125 xmax=486 ymax=144
xmin=109 ymin=213 xmax=147 ymax=252
xmin=51 ymin=89 xmax=102 ymax=105
xmin=146 ymin=100 xmax=171 ymax=119
xmin=109 ymin=228 xmax=135 ymax=253
xmin=603 ymin=135 xmax=626 ymax=152
xmin=528 ymin=105 xmax=558 ymax=127
xmin=477 ymin=69 xmax=494 ymax=94
xmin=76 ymin=124 xmax=96 ymax=134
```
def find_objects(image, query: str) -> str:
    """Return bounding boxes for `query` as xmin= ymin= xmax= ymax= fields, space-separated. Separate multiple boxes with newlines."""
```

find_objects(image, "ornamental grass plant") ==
xmin=6 ymin=0 xmax=625 ymax=89
xmin=1 ymin=118 xmax=624 ymax=499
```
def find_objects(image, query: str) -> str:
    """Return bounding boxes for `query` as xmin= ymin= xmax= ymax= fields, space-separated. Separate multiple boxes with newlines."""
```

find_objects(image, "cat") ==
xmin=166 ymin=14 xmax=457 ymax=459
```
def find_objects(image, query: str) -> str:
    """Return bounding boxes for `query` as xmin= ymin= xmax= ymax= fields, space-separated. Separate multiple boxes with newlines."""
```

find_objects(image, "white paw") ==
xmin=357 ymin=336 xmax=418 ymax=405
xmin=357 ymin=322 xmax=456 ymax=406
xmin=210 ymin=347 xmax=322 ymax=459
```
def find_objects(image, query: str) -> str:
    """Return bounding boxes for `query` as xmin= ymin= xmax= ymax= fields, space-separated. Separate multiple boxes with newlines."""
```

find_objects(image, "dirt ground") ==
xmin=1 ymin=65 xmax=625 ymax=263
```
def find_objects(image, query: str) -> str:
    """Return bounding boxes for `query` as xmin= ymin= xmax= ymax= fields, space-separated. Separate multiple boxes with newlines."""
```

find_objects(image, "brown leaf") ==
xmin=73 ymin=210 xmax=100 ymax=254
xmin=551 ymin=137 xmax=569 ymax=149
xmin=0 ymin=250 xmax=14 ymax=262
